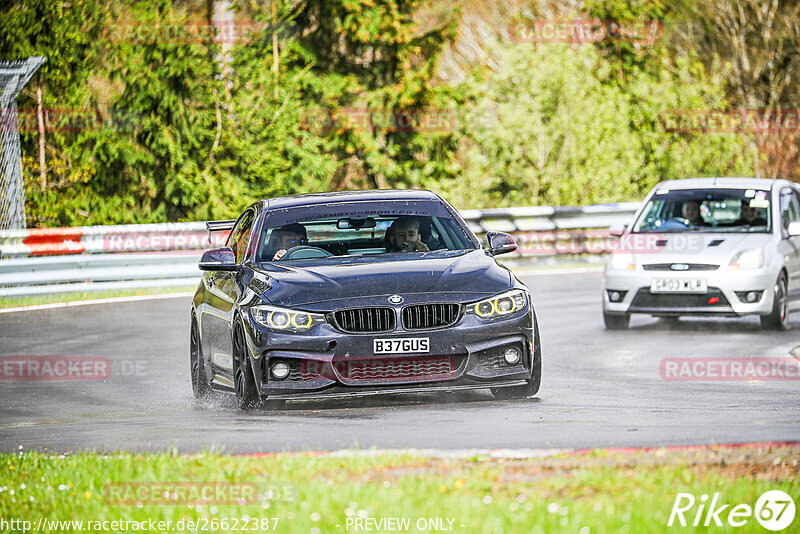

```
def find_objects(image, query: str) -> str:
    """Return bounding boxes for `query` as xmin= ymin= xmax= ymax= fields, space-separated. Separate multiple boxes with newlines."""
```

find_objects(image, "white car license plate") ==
xmin=373 ymin=338 xmax=430 ymax=354
xmin=650 ymin=278 xmax=707 ymax=293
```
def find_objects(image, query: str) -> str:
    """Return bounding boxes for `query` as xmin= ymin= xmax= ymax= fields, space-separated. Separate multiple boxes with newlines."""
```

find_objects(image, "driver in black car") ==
xmin=265 ymin=223 xmax=307 ymax=261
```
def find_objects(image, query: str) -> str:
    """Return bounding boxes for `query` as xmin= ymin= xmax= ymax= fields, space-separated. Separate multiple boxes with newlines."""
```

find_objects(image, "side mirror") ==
xmin=486 ymin=231 xmax=518 ymax=256
xmin=199 ymin=246 xmax=238 ymax=271
xmin=788 ymin=221 xmax=800 ymax=237
xmin=609 ymin=224 xmax=628 ymax=237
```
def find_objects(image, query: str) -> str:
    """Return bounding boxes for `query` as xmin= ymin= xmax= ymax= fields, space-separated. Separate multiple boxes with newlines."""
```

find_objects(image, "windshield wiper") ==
xmin=713 ymin=225 xmax=767 ymax=233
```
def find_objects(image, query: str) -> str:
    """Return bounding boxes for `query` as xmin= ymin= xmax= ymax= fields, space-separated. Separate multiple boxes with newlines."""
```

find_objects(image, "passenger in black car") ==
xmin=386 ymin=216 xmax=429 ymax=252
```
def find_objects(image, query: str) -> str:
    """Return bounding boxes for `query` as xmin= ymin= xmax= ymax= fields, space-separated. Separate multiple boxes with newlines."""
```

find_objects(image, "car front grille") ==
xmin=642 ymin=263 xmax=719 ymax=271
xmin=338 ymin=356 xmax=456 ymax=381
xmin=402 ymin=303 xmax=460 ymax=330
xmin=630 ymin=287 xmax=730 ymax=308
xmin=332 ymin=307 xmax=396 ymax=333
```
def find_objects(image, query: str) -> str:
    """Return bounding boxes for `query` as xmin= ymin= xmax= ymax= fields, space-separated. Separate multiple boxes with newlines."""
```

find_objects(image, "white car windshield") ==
xmin=632 ymin=188 xmax=772 ymax=233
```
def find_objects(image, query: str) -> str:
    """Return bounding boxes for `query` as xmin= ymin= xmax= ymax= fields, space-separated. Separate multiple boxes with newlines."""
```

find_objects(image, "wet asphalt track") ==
xmin=1 ymin=270 xmax=799 ymax=453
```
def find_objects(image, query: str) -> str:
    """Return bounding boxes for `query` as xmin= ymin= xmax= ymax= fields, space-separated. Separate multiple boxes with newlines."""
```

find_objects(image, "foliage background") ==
xmin=1 ymin=0 xmax=790 ymax=227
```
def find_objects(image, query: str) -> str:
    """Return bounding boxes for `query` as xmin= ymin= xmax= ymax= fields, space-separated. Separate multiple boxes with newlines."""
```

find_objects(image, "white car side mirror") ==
xmin=788 ymin=221 xmax=800 ymax=237
xmin=608 ymin=224 xmax=628 ymax=237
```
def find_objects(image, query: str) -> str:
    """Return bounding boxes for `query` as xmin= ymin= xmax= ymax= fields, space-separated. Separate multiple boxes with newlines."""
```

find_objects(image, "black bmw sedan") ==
xmin=191 ymin=190 xmax=541 ymax=409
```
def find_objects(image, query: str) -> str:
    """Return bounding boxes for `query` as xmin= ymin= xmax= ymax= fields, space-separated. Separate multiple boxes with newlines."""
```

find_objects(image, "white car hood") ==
xmin=626 ymin=232 xmax=773 ymax=266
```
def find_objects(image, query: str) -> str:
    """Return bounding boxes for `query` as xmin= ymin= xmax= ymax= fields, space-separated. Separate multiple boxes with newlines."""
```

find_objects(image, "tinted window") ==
xmin=780 ymin=189 xmax=800 ymax=232
xmin=256 ymin=201 xmax=475 ymax=263
xmin=228 ymin=209 xmax=256 ymax=263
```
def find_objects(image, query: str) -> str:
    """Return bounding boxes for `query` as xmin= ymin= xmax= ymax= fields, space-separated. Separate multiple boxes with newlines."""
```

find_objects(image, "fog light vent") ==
xmin=607 ymin=290 xmax=627 ymax=303
xmin=735 ymin=290 xmax=764 ymax=303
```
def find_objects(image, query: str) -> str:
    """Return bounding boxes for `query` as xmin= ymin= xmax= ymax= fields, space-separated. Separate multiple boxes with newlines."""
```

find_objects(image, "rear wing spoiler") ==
xmin=205 ymin=220 xmax=235 ymax=246
xmin=206 ymin=220 xmax=236 ymax=232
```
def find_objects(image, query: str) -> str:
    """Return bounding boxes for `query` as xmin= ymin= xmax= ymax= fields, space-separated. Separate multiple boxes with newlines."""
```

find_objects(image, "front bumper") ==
xmin=244 ymin=309 xmax=536 ymax=399
xmin=603 ymin=267 xmax=776 ymax=316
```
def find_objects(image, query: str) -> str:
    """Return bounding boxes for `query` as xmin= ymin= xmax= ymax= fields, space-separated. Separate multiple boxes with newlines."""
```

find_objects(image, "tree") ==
xmin=443 ymin=41 xmax=753 ymax=208
xmin=0 ymin=0 xmax=108 ymax=226
xmin=673 ymin=0 xmax=800 ymax=179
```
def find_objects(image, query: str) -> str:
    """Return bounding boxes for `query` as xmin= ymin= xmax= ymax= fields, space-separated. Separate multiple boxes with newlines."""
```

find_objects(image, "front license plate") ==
xmin=373 ymin=338 xmax=430 ymax=354
xmin=650 ymin=278 xmax=707 ymax=293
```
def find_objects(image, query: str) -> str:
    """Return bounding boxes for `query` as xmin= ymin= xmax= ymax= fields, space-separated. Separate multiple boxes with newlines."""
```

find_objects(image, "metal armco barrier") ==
xmin=0 ymin=222 xmax=229 ymax=258
xmin=0 ymin=253 xmax=201 ymax=297
xmin=0 ymin=203 xmax=640 ymax=297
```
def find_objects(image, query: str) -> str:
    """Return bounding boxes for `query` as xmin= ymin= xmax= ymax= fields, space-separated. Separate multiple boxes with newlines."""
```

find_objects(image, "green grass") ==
xmin=0 ymin=286 xmax=195 ymax=309
xmin=2 ymin=446 xmax=797 ymax=533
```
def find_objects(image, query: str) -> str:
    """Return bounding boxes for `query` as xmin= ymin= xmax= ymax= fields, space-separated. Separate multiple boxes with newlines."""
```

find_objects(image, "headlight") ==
xmin=610 ymin=252 xmax=635 ymax=271
xmin=466 ymin=290 xmax=528 ymax=319
xmin=251 ymin=305 xmax=326 ymax=332
xmin=729 ymin=248 xmax=764 ymax=270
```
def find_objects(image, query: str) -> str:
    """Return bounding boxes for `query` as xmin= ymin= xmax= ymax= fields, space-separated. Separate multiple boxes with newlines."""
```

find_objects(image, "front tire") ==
xmin=761 ymin=272 xmax=789 ymax=331
xmin=491 ymin=355 xmax=541 ymax=399
xmin=190 ymin=316 xmax=211 ymax=399
xmin=233 ymin=322 xmax=261 ymax=410
xmin=604 ymin=310 xmax=630 ymax=330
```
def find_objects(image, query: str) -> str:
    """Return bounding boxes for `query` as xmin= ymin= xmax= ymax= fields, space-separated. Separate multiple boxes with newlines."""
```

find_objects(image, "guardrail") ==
xmin=0 ymin=222 xmax=227 ymax=258
xmin=0 ymin=202 xmax=640 ymax=297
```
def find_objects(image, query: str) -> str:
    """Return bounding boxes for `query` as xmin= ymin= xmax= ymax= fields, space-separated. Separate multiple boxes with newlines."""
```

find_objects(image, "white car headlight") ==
xmin=466 ymin=290 xmax=528 ymax=319
xmin=251 ymin=305 xmax=326 ymax=332
xmin=610 ymin=252 xmax=636 ymax=271
xmin=729 ymin=248 xmax=764 ymax=270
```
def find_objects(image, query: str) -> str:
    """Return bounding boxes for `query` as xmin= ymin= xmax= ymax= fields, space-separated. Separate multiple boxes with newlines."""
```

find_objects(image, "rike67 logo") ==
xmin=668 ymin=490 xmax=795 ymax=531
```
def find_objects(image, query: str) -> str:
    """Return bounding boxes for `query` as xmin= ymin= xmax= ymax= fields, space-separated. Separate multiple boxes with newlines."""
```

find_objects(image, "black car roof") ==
xmin=260 ymin=189 xmax=441 ymax=210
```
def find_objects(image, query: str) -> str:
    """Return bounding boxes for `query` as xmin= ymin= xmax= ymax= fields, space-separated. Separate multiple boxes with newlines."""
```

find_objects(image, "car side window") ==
xmin=780 ymin=189 xmax=800 ymax=233
xmin=228 ymin=209 xmax=255 ymax=263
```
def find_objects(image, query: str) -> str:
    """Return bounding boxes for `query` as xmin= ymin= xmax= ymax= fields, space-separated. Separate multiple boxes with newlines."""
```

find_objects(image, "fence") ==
xmin=0 ymin=202 xmax=640 ymax=297
xmin=0 ymin=57 xmax=45 ymax=230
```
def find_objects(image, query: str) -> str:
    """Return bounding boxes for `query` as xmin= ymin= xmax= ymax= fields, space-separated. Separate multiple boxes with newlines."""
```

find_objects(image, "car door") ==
xmin=779 ymin=188 xmax=800 ymax=299
xmin=201 ymin=208 xmax=255 ymax=386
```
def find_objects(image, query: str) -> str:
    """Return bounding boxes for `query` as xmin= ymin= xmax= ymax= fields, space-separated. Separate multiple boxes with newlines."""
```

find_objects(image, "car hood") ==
xmin=627 ymin=232 xmax=773 ymax=265
xmin=250 ymin=250 xmax=513 ymax=310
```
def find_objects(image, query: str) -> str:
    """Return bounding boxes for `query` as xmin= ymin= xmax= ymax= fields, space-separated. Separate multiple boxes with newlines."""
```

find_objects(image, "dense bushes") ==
xmin=441 ymin=44 xmax=753 ymax=208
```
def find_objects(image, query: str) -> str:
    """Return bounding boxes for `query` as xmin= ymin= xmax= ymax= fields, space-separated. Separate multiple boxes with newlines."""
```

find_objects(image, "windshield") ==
xmin=256 ymin=201 xmax=476 ymax=263
xmin=632 ymin=188 xmax=772 ymax=233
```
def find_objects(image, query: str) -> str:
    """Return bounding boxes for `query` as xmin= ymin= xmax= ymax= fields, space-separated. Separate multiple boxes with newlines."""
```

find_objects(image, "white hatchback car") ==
xmin=603 ymin=177 xmax=800 ymax=330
